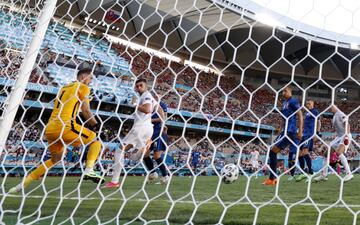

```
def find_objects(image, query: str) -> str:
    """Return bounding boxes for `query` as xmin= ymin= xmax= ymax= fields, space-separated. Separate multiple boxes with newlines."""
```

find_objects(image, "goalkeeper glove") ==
xmin=90 ymin=123 xmax=107 ymax=140
xmin=90 ymin=123 xmax=100 ymax=133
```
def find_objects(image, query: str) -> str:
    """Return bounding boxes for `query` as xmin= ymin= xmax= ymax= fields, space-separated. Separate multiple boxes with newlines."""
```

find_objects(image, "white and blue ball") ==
xmin=221 ymin=163 xmax=239 ymax=184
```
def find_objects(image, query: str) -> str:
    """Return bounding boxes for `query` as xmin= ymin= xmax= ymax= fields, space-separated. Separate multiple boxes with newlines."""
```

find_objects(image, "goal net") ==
xmin=1 ymin=0 xmax=360 ymax=224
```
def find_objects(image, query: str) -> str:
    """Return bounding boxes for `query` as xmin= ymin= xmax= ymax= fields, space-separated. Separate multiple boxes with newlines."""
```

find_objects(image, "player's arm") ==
xmin=297 ymin=109 xmax=304 ymax=140
xmin=314 ymin=113 xmax=322 ymax=141
xmin=152 ymin=105 xmax=166 ymax=123
xmin=317 ymin=117 xmax=321 ymax=133
xmin=132 ymin=94 xmax=152 ymax=114
xmin=81 ymin=100 xmax=97 ymax=126
xmin=344 ymin=116 xmax=351 ymax=145
xmin=277 ymin=99 xmax=282 ymax=108
xmin=78 ymin=85 xmax=97 ymax=127
xmin=137 ymin=103 xmax=152 ymax=114
xmin=341 ymin=114 xmax=350 ymax=136
xmin=345 ymin=118 xmax=350 ymax=135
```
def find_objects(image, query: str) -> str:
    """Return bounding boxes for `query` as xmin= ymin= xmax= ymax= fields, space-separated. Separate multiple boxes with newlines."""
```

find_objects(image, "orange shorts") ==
xmin=45 ymin=121 xmax=96 ymax=154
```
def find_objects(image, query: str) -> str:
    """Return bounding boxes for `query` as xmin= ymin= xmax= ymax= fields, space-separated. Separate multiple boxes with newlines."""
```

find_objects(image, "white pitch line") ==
xmin=2 ymin=194 xmax=360 ymax=208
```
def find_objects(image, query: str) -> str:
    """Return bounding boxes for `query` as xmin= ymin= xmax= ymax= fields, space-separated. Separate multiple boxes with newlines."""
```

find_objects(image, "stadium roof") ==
xmin=245 ymin=0 xmax=360 ymax=44
xmin=23 ymin=0 xmax=360 ymax=81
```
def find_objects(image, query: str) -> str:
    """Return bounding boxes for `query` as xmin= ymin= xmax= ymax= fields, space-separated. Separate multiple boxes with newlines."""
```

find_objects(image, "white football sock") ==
xmin=339 ymin=154 xmax=351 ymax=174
xmin=322 ymin=159 xmax=328 ymax=177
xmin=111 ymin=150 xmax=124 ymax=183
xmin=84 ymin=167 xmax=93 ymax=174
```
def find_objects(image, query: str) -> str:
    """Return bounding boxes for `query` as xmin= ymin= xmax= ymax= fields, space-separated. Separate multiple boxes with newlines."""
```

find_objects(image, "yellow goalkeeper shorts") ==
xmin=45 ymin=121 xmax=96 ymax=154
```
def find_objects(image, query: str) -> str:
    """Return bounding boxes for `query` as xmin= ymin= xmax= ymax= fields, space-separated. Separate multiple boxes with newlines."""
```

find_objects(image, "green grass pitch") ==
xmin=1 ymin=175 xmax=360 ymax=224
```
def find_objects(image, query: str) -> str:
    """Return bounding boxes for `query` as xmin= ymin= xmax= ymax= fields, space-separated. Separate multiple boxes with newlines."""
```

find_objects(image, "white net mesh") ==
xmin=1 ymin=0 xmax=360 ymax=224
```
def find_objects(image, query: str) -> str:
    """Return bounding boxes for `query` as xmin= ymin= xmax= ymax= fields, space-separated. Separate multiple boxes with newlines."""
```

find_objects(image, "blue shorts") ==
xmin=300 ymin=136 xmax=314 ymax=151
xmin=274 ymin=132 xmax=300 ymax=153
xmin=191 ymin=161 xmax=199 ymax=167
xmin=150 ymin=132 xmax=168 ymax=152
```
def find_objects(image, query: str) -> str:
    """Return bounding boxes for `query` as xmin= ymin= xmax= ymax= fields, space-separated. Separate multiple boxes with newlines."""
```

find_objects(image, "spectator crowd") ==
xmin=0 ymin=12 xmax=360 ymax=176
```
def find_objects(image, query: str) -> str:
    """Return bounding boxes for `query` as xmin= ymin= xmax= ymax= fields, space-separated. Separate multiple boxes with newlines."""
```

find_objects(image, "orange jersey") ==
xmin=48 ymin=81 xmax=90 ymax=125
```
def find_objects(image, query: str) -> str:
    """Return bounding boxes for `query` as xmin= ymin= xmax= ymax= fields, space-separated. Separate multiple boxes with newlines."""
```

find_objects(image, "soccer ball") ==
xmin=221 ymin=164 xmax=239 ymax=184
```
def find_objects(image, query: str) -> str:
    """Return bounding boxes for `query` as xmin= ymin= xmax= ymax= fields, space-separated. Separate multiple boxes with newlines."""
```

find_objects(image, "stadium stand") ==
xmin=0 ymin=9 xmax=360 ymax=178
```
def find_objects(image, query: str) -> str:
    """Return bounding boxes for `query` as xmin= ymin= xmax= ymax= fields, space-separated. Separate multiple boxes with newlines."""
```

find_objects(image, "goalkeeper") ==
xmin=9 ymin=69 xmax=104 ymax=194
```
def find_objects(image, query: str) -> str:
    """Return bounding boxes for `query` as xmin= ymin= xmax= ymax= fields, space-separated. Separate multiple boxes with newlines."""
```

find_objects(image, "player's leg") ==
xmin=336 ymin=143 xmax=353 ymax=181
xmin=288 ymin=133 xmax=300 ymax=181
xmin=264 ymin=131 xmax=297 ymax=185
xmin=337 ymin=144 xmax=350 ymax=173
xmin=153 ymin=151 xmax=169 ymax=184
xmin=315 ymin=137 xmax=351 ymax=182
xmin=82 ymin=139 xmax=104 ymax=183
xmin=193 ymin=161 xmax=198 ymax=174
xmin=153 ymin=135 xmax=169 ymax=182
xmin=303 ymin=149 xmax=313 ymax=174
xmin=253 ymin=164 xmax=259 ymax=179
xmin=320 ymin=152 xmax=329 ymax=179
xmin=84 ymin=139 xmax=102 ymax=174
xmin=142 ymin=142 xmax=159 ymax=183
xmin=124 ymin=126 xmax=155 ymax=184
xmin=124 ymin=126 xmax=154 ymax=163
xmin=105 ymin=125 xmax=141 ymax=187
xmin=133 ymin=125 xmax=156 ymax=165
xmin=336 ymin=162 xmax=341 ymax=174
xmin=106 ymin=143 xmax=132 ymax=187
xmin=298 ymin=137 xmax=307 ymax=172
xmin=295 ymin=148 xmax=308 ymax=182
xmin=288 ymin=151 xmax=296 ymax=180
xmin=263 ymin=132 xmax=286 ymax=185
xmin=67 ymin=124 xmax=105 ymax=184
xmin=8 ymin=139 xmax=64 ymax=193
xmin=313 ymin=148 xmax=331 ymax=182
xmin=105 ymin=125 xmax=151 ymax=188
xmin=143 ymin=131 xmax=159 ymax=175
xmin=298 ymin=151 xmax=305 ymax=171
xmin=143 ymin=144 xmax=155 ymax=173
xmin=263 ymin=145 xmax=280 ymax=185
xmin=296 ymin=138 xmax=312 ymax=182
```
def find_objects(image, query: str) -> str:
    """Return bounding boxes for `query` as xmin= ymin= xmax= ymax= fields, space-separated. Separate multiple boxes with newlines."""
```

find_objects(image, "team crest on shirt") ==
xmin=283 ymin=102 xmax=289 ymax=109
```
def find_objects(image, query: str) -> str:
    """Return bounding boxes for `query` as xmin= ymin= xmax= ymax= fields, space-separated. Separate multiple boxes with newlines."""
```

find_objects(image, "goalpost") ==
xmin=0 ymin=0 xmax=360 ymax=224
xmin=0 ymin=0 xmax=57 ymax=154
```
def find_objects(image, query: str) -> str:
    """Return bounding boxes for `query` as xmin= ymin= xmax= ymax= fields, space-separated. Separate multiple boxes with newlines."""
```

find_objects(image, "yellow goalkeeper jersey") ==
xmin=48 ymin=81 xmax=90 ymax=125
